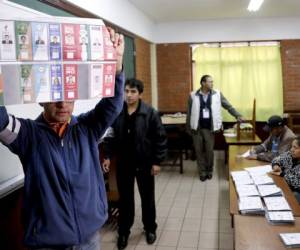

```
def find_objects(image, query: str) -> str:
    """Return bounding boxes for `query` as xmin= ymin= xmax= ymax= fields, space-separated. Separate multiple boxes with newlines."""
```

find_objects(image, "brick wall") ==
xmin=154 ymin=40 xmax=300 ymax=113
xmin=135 ymin=37 xmax=152 ymax=105
xmin=156 ymin=44 xmax=192 ymax=112
xmin=281 ymin=40 xmax=300 ymax=112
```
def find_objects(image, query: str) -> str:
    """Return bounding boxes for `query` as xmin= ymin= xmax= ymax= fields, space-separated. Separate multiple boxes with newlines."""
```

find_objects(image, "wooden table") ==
xmin=224 ymin=133 xmax=261 ymax=145
xmin=235 ymin=215 xmax=300 ymax=250
xmin=224 ymin=132 xmax=261 ymax=164
xmin=229 ymin=145 xmax=300 ymax=217
xmin=161 ymin=115 xmax=186 ymax=125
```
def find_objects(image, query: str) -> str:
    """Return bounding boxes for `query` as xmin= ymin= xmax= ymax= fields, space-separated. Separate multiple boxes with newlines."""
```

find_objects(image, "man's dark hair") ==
xmin=200 ymin=75 xmax=211 ymax=86
xmin=125 ymin=78 xmax=144 ymax=94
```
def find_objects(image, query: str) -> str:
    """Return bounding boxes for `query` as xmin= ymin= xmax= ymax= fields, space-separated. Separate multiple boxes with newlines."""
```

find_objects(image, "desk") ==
xmin=0 ymin=174 xmax=24 ymax=199
xmin=98 ymin=145 xmax=119 ymax=223
xmin=235 ymin=215 xmax=300 ymax=250
xmin=0 ymin=187 xmax=25 ymax=250
xmin=224 ymin=133 xmax=261 ymax=164
xmin=161 ymin=115 xmax=186 ymax=125
xmin=161 ymin=114 xmax=187 ymax=174
xmin=229 ymin=145 xmax=300 ymax=217
xmin=224 ymin=133 xmax=261 ymax=145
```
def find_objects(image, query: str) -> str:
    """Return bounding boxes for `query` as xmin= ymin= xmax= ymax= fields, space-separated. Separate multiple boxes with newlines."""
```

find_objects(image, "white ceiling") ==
xmin=128 ymin=0 xmax=300 ymax=23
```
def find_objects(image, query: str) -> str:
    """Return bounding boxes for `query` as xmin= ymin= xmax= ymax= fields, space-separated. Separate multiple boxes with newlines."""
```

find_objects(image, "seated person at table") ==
xmin=247 ymin=115 xmax=296 ymax=162
xmin=271 ymin=136 xmax=300 ymax=203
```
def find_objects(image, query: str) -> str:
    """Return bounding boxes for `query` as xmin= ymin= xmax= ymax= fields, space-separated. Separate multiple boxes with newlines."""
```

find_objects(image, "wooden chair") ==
xmin=236 ymin=99 xmax=256 ymax=140
xmin=160 ymin=124 xmax=184 ymax=174
xmin=287 ymin=112 xmax=300 ymax=135
xmin=99 ymin=145 xmax=119 ymax=225
xmin=104 ymin=156 xmax=119 ymax=226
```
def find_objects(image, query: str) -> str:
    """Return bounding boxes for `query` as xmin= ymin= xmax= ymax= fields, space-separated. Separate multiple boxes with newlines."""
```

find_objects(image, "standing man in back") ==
xmin=186 ymin=74 xmax=243 ymax=181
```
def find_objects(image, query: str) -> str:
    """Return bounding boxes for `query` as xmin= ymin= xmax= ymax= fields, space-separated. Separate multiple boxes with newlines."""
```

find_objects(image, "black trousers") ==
xmin=116 ymin=165 xmax=157 ymax=236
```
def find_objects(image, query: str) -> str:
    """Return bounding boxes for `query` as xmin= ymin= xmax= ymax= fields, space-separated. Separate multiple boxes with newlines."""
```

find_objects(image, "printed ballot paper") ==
xmin=0 ymin=16 xmax=117 ymax=105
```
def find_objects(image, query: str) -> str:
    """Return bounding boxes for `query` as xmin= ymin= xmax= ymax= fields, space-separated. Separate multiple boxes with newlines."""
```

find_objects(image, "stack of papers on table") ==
xmin=236 ymin=184 xmax=259 ymax=197
xmin=239 ymin=196 xmax=265 ymax=214
xmin=223 ymin=128 xmax=236 ymax=137
xmin=245 ymin=165 xmax=272 ymax=177
xmin=279 ymin=233 xmax=300 ymax=248
xmin=252 ymin=175 xmax=274 ymax=185
xmin=257 ymin=185 xmax=282 ymax=197
xmin=223 ymin=132 xmax=236 ymax=138
xmin=264 ymin=196 xmax=292 ymax=211
xmin=266 ymin=211 xmax=295 ymax=224
xmin=231 ymin=171 xmax=254 ymax=185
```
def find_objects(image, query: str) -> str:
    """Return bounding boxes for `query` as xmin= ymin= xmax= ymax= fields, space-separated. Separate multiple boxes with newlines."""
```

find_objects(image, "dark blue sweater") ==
xmin=0 ymin=72 xmax=124 ymax=248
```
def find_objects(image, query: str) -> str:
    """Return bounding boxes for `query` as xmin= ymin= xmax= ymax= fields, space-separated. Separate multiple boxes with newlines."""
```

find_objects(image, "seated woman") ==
xmin=271 ymin=136 xmax=300 ymax=203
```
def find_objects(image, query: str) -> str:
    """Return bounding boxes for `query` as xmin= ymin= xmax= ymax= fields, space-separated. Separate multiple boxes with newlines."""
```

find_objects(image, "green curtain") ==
xmin=193 ymin=45 xmax=283 ymax=121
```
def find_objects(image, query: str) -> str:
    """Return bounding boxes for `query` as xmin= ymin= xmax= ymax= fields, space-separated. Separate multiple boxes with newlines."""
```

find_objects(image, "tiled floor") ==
xmin=100 ymin=151 xmax=233 ymax=250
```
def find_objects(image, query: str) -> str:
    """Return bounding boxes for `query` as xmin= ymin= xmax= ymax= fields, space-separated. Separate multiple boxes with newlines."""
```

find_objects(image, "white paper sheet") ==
xmin=264 ymin=196 xmax=291 ymax=211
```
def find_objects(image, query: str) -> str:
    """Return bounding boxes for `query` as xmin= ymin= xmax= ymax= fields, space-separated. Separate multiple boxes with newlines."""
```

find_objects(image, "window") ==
xmin=192 ymin=42 xmax=283 ymax=121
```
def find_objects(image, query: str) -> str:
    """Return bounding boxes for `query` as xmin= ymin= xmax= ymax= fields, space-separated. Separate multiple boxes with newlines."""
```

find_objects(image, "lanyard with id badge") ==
xmin=200 ymin=92 xmax=211 ymax=119
xmin=203 ymin=107 xmax=210 ymax=119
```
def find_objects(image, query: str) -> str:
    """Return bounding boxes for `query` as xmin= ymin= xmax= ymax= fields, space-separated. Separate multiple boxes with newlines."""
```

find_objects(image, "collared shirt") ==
xmin=43 ymin=113 xmax=70 ymax=138
xmin=199 ymin=90 xmax=210 ymax=103
xmin=198 ymin=90 xmax=212 ymax=129
xmin=124 ymin=101 xmax=141 ymax=166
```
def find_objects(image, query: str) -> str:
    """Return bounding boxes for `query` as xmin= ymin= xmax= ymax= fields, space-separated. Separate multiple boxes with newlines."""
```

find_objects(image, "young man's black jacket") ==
xmin=103 ymin=100 xmax=167 ymax=169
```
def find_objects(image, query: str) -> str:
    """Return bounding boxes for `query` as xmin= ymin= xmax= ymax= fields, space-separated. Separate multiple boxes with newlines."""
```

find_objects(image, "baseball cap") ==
xmin=263 ymin=115 xmax=284 ymax=131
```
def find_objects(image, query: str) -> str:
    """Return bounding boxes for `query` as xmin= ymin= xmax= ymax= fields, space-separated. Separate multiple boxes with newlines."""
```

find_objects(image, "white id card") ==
xmin=203 ymin=108 xmax=210 ymax=118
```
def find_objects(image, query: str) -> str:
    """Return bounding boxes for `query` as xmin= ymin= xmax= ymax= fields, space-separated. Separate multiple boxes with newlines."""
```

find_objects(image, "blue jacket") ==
xmin=0 ymin=72 xmax=125 ymax=248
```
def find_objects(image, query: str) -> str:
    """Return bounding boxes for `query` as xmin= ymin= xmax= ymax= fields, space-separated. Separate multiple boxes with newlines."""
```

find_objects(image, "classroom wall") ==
xmin=156 ymin=44 xmax=192 ymax=112
xmin=135 ymin=37 xmax=152 ymax=104
xmin=156 ymin=40 xmax=300 ymax=113
xmin=281 ymin=40 xmax=300 ymax=112
xmin=68 ymin=0 xmax=155 ymax=41
xmin=69 ymin=1 xmax=300 ymax=44
xmin=151 ymin=44 xmax=158 ymax=109
xmin=154 ymin=17 xmax=300 ymax=43
xmin=65 ymin=0 xmax=300 ymax=113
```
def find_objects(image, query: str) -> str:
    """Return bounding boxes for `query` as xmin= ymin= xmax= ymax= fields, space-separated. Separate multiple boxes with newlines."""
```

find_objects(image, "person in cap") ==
xmin=247 ymin=115 xmax=296 ymax=162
